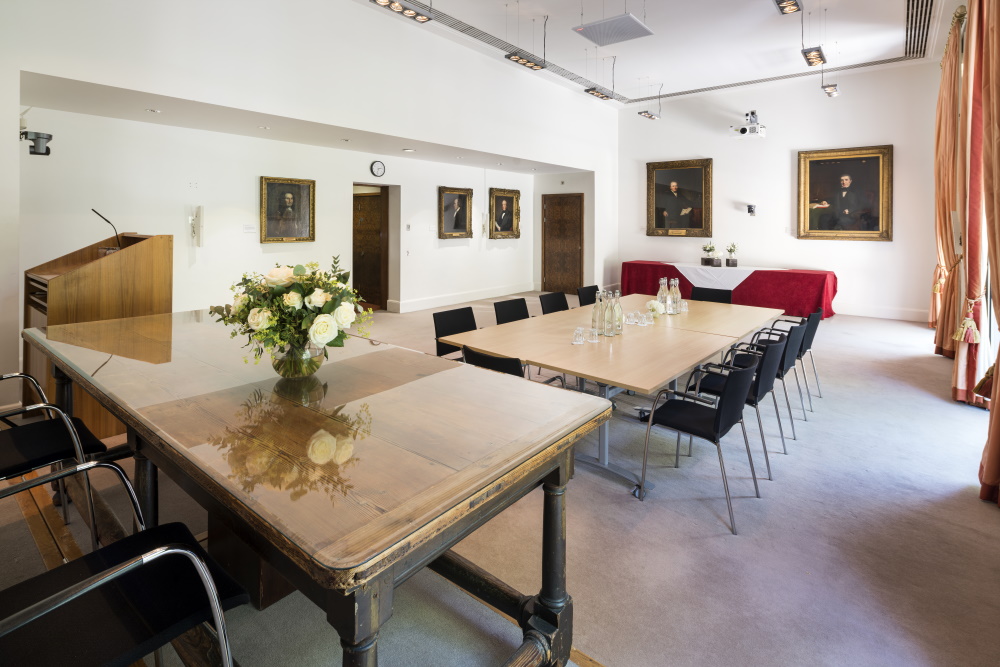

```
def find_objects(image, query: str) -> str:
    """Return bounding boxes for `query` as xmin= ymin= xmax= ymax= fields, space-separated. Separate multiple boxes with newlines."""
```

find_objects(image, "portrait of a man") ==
xmin=260 ymin=177 xmax=315 ymax=243
xmin=489 ymin=188 xmax=520 ymax=239
xmin=646 ymin=159 xmax=713 ymax=237
xmin=438 ymin=187 xmax=473 ymax=239
xmin=798 ymin=145 xmax=892 ymax=241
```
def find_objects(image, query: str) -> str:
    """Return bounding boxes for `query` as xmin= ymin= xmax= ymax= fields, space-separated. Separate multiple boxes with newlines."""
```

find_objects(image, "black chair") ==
xmin=576 ymin=285 xmax=599 ymax=307
xmin=636 ymin=361 xmax=760 ymax=535
xmin=0 ymin=460 xmax=248 ymax=667
xmin=773 ymin=309 xmax=823 ymax=405
xmin=432 ymin=307 xmax=477 ymax=358
xmin=0 ymin=372 xmax=108 ymax=549
xmin=751 ymin=323 xmax=808 ymax=440
xmin=687 ymin=334 xmax=789 ymax=480
xmin=494 ymin=298 xmax=530 ymax=325
xmin=690 ymin=287 xmax=732 ymax=304
xmin=463 ymin=347 xmax=564 ymax=387
xmin=538 ymin=292 xmax=569 ymax=315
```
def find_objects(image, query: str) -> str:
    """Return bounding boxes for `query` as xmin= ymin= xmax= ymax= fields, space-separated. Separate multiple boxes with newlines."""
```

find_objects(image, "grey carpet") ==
xmin=5 ymin=295 xmax=999 ymax=666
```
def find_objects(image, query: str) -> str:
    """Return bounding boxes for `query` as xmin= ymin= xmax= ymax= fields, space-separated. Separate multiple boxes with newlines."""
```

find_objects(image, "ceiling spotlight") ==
xmin=822 ymin=83 xmax=840 ymax=97
xmin=505 ymin=52 xmax=546 ymax=71
xmin=145 ymin=108 xmax=161 ymax=113
xmin=585 ymin=87 xmax=613 ymax=100
xmin=774 ymin=0 xmax=801 ymax=14
xmin=369 ymin=0 xmax=432 ymax=23
xmin=258 ymin=125 xmax=270 ymax=130
xmin=402 ymin=148 xmax=416 ymax=152
xmin=638 ymin=110 xmax=660 ymax=120
xmin=801 ymin=46 xmax=827 ymax=66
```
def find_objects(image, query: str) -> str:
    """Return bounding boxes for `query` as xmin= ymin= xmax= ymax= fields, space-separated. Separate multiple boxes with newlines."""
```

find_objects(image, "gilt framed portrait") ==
xmin=797 ymin=145 xmax=893 ymax=241
xmin=438 ymin=187 xmax=473 ymax=239
xmin=260 ymin=176 xmax=315 ymax=243
xmin=646 ymin=158 xmax=713 ymax=237
xmin=489 ymin=188 xmax=520 ymax=239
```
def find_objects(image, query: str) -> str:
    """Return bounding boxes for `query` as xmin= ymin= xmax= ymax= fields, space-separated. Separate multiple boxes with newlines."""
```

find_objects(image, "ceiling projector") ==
xmin=731 ymin=110 xmax=766 ymax=138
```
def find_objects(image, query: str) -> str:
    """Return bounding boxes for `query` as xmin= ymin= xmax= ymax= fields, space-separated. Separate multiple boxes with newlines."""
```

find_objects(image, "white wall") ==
xmin=19 ymin=109 xmax=537 ymax=314
xmin=618 ymin=61 xmax=941 ymax=321
xmin=0 ymin=17 xmax=18 ymax=406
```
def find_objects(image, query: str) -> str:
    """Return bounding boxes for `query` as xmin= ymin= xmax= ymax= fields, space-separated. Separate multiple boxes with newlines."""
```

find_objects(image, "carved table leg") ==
xmin=328 ymin=570 xmax=394 ymax=667
xmin=129 ymin=429 xmax=159 ymax=528
xmin=50 ymin=366 xmax=75 ymax=521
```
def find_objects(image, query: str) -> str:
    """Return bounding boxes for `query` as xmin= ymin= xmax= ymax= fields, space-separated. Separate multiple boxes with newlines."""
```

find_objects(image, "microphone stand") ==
xmin=91 ymin=209 xmax=122 ymax=250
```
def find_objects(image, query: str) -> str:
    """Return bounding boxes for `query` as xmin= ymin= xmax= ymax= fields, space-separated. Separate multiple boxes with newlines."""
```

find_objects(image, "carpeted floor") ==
xmin=4 ymin=292 xmax=998 ymax=666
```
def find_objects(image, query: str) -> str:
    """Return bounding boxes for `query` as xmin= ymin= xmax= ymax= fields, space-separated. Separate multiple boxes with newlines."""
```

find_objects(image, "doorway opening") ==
xmin=352 ymin=185 xmax=389 ymax=310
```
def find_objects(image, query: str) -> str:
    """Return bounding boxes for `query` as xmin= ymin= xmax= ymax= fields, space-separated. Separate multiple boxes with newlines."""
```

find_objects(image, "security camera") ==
xmin=20 ymin=131 xmax=52 ymax=156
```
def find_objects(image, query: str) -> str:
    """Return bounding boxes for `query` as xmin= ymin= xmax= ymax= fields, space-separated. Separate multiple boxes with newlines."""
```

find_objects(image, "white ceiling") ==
xmin=20 ymin=0 xmax=947 ymax=174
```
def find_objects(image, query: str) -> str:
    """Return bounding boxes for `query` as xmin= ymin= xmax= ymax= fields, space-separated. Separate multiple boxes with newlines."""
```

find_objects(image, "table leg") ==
xmin=50 ymin=367 xmax=74 ymax=523
xmin=328 ymin=571 xmax=394 ymax=667
xmin=573 ymin=384 xmax=651 ymax=492
xmin=129 ymin=428 xmax=159 ymax=528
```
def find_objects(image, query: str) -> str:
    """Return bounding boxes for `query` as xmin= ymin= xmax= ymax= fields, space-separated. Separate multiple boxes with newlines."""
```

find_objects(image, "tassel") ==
xmin=953 ymin=309 xmax=981 ymax=343
xmin=932 ymin=280 xmax=942 ymax=294
xmin=974 ymin=365 xmax=995 ymax=397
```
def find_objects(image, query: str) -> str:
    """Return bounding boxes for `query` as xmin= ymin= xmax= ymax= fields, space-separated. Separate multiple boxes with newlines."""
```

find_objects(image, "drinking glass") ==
xmin=587 ymin=327 xmax=600 ymax=343
xmin=637 ymin=312 xmax=648 ymax=326
xmin=625 ymin=311 xmax=636 ymax=325
xmin=573 ymin=327 xmax=585 ymax=345
xmin=680 ymin=300 xmax=689 ymax=313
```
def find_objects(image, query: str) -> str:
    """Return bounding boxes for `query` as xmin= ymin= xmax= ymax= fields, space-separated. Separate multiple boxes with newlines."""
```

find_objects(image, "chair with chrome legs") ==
xmin=752 ymin=322 xmax=808 ymax=439
xmin=538 ymin=292 xmax=569 ymax=315
xmin=0 ymin=372 xmax=108 ymax=550
xmin=462 ymin=347 xmax=565 ymax=387
xmin=0 ymin=460 xmax=249 ymax=666
xmin=685 ymin=334 xmax=789 ymax=481
xmin=636 ymin=360 xmax=760 ymax=535
xmin=772 ymin=309 xmax=823 ymax=407
xmin=494 ymin=298 xmax=530 ymax=325
xmin=576 ymin=285 xmax=599 ymax=307
xmin=432 ymin=307 xmax=478 ymax=360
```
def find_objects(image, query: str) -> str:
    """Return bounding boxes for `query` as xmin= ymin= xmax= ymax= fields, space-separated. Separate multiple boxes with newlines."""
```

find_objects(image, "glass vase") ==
xmin=270 ymin=342 xmax=325 ymax=378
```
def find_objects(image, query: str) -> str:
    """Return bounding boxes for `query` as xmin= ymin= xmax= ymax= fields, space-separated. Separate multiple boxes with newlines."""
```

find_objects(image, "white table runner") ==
xmin=672 ymin=263 xmax=786 ymax=292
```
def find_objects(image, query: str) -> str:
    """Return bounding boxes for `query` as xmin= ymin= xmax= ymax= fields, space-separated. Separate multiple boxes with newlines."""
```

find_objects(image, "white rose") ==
xmin=263 ymin=266 xmax=295 ymax=287
xmin=308 ymin=313 xmax=338 ymax=346
xmin=332 ymin=435 xmax=353 ymax=465
xmin=283 ymin=291 xmax=303 ymax=310
xmin=333 ymin=302 xmax=357 ymax=329
xmin=307 ymin=429 xmax=337 ymax=465
xmin=646 ymin=300 xmax=665 ymax=316
xmin=232 ymin=293 xmax=248 ymax=313
xmin=305 ymin=288 xmax=332 ymax=310
xmin=247 ymin=307 xmax=272 ymax=330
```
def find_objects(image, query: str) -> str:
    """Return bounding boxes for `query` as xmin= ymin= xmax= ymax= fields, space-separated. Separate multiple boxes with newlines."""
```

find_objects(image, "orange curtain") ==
xmin=977 ymin=0 xmax=1000 ymax=502
xmin=932 ymin=16 xmax=966 ymax=357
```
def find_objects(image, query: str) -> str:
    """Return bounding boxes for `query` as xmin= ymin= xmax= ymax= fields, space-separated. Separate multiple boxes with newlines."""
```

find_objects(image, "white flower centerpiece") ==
xmin=210 ymin=257 xmax=372 ymax=378
xmin=702 ymin=242 xmax=716 ymax=256
xmin=645 ymin=299 xmax=666 ymax=317
xmin=725 ymin=242 xmax=739 ymax=267
xmin=701 ymin=242 xmax=721 ymax=266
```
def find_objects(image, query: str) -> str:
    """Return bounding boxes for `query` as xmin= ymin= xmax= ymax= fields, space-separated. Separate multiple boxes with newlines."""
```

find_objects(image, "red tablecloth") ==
xmin=620 ymin=261 xmax=837 ymax=318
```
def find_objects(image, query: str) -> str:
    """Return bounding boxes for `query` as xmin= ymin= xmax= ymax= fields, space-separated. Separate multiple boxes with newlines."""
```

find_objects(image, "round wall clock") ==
xmin=370 ymin=161 xmax=385 ymax=177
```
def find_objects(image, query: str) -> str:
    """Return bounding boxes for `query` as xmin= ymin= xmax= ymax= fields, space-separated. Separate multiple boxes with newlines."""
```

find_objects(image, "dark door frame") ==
xmin=541 ymin=193 xmax=585 ymax=293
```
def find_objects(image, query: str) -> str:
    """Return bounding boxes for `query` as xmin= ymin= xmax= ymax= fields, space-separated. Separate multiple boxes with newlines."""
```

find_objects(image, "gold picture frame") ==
xmin=260 ymin=176 xmax=315 ymax=243
xmin=646 ymin=158 xmax=712 ymax=237
xmin=797 ymin=145 xmax=893 ymax=241
xmin=438 ymin=187 xmax=473 ymax=239
xmin=489 ymin=188 xmax=520 ymax=239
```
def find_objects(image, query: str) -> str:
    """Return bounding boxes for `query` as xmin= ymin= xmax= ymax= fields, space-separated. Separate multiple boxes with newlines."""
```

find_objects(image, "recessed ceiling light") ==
xmin=531 ymin=168 xmax=537 ymax=171
xmin=341 ymin=138 xmax=350 ymax=142
xmin=402 ymin=148 xmax=416 ymax=152
xmin=145 ymin=109 xmax=161 ymax=113
xmin=258 ymin=125 xmax=270 ymax=130
xmin=497 ymin=162 xmax=503 ymax=166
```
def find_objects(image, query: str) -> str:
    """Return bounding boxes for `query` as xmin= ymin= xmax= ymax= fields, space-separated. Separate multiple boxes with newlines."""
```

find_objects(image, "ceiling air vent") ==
xmin=571 ymin=13 xmax=653 ymax=47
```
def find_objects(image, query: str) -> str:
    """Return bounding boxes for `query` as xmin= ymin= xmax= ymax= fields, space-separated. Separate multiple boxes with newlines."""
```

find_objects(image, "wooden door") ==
xmin=352 ymin=190 xmax=388 ymax=309
xmin=542 ymin=194 xmax=584 ymax=293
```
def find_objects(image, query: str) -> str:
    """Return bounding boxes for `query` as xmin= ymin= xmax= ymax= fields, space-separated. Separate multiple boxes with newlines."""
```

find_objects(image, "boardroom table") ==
xmin=22 ymin=311 xmax=611 ymax=667
xmin=439 ymin=294 xmax=783 ymax=494
xmin=620 ymin=260 xmax=837 ymax=318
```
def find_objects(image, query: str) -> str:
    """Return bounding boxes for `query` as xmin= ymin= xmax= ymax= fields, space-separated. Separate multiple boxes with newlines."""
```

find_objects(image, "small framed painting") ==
xmin=646 ymin=158 xmax=713 ymax=237
xmin=438 ymin=187 xmax=473 ymax=239
xmin=797 ymin=145 xmax=893 ymax=241
xmin=260 ymin=176 xmax=315 ymax=243
xmin=489 ymin=188 xmax=520 ymax=239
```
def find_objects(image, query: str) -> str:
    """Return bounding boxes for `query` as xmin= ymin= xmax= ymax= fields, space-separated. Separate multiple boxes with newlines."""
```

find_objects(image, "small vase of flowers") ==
xmin=701 ymin=242 xmax=720 ymax=267
xmin=726 ymin=242 xmax=738 ymax=267
xmin=210 ymin=257 xmax=372 ymax=378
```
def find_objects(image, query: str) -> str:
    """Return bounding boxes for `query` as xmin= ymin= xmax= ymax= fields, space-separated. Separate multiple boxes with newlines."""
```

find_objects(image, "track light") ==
xmin=505 ymin=52 xmax=546 ymax=70
xmin=369 ymin=0 xmax=432 ymax=23
xmin=585 ymin=87 xmax=613 ymax=100
xmin=637 ymin=110 xmax=660 ymax=120
xmin=822 ymin=83 xmax=839 ymax=97
xmin=801 ymin=46 xmax=827 ymax=66
xmin=774 ymin=0 xmax=802 ymax=14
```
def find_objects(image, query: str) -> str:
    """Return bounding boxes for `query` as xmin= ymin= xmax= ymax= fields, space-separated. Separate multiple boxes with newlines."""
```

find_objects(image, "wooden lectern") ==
xmin=23 ymin=233 xmax=173 ymax=438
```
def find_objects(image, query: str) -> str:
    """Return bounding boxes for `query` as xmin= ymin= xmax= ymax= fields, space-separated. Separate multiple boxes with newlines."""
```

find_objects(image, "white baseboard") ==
xmin=834 ymin=305 xmax=927 ymax=322
xmin=395 ymin=283 xmax=537 ymax=313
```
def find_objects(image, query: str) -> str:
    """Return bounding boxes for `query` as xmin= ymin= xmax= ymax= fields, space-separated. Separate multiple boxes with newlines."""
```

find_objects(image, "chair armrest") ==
xmin=670 ymin=390 xmax=717 ymax=405
xmin=0 ymin=461 xmax=145 ymax=531
xmin=0 ymin=373 xmax=48 ymax=404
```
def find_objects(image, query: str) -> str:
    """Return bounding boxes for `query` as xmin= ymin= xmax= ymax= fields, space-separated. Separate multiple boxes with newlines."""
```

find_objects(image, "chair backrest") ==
xmin=798 ymin=309 xmax=822 ymax=358
xmin=757 ymin=324 xmax=805 ymax=377
xmin=432 ymin=307 xmax=477 ymax=357
xmin=539 ymin=292 xmax=569 ymax=315
xmin=576 ymin=285 xmax=599 ymax=307
xmin=714 ymin=361 xmax=758 ymax=438
xmin=748 ymin=334 xmax=786 ymax=402
xmin=494 ymin=298 xmax=530 ymax=325
xmin=462 ymin=346 xmax=525 ymax=378
xmin=690 ymin=287 xmax=732 ymax=304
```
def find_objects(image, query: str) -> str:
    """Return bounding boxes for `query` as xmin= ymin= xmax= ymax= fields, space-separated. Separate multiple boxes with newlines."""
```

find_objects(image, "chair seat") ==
xmin=651 ymin=399 xmax=720 ymax=443
xmin=696 ymin=364 xmax=765 ymax=407
xmin=0 ymin=417 xmax=106 ymax=479
xmin=0 ymin=522 xmax=249 ymax=667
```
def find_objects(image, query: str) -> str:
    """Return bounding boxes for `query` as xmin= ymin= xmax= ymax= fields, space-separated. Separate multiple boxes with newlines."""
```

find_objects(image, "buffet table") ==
xmin=620 ymin=260 xmax=837 ymax=318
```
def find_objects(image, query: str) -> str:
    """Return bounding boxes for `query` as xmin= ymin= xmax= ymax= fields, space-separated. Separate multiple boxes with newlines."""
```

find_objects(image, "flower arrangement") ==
xmin=646 ymin=299 xmax=666 ymax=316
xmin=209 ymin=257 xmax=373 ymax=377
xmin=701 ymin=242 xmax=716 ymax=254
xmin=726 ymin=242 xmax=738 ymax=254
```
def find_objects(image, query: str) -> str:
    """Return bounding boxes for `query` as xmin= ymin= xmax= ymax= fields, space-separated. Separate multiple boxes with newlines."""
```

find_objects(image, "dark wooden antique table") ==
xmin=23 ymin=311 xmax=610 ymax=666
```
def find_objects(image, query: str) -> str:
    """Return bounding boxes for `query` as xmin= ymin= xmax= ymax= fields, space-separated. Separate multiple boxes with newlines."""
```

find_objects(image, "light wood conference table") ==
xmin=439 ymin=294 xmax=783 ymax=493
xmin=23 ymin=311 xmax=611 ymax=667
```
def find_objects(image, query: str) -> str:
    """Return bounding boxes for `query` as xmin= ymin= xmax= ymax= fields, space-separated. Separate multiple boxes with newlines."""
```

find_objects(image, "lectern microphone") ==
xmin=91 ymin=209 xmax=122 ymax=253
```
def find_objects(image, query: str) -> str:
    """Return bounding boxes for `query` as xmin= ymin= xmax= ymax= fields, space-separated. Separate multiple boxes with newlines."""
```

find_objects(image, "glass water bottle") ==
xmin=613 ymin=290 xmax=624 ymax=335
xmin=604 ymin=291 xmax=616 ymax=336
xmin=592 ymin=290 xmax=604 ymax=333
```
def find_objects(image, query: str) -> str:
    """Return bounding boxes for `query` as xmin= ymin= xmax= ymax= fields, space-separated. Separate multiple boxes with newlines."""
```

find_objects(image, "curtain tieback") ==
xmin=933 ymin=257 xmax=964 ymax=293
xmin=953 ymin=296 xmax=983 ymax=344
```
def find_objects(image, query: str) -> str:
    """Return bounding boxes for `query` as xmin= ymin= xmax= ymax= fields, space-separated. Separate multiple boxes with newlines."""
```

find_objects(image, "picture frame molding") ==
xmin=260 ymin=176 xmax=316 ymax=243
xmin=646 ymin=158 xmax=713 ymax=238
xmin=489 ymin=188 xmax=521 ymax=239
xmin=438 ymin=186 xmax=474 ymax=239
